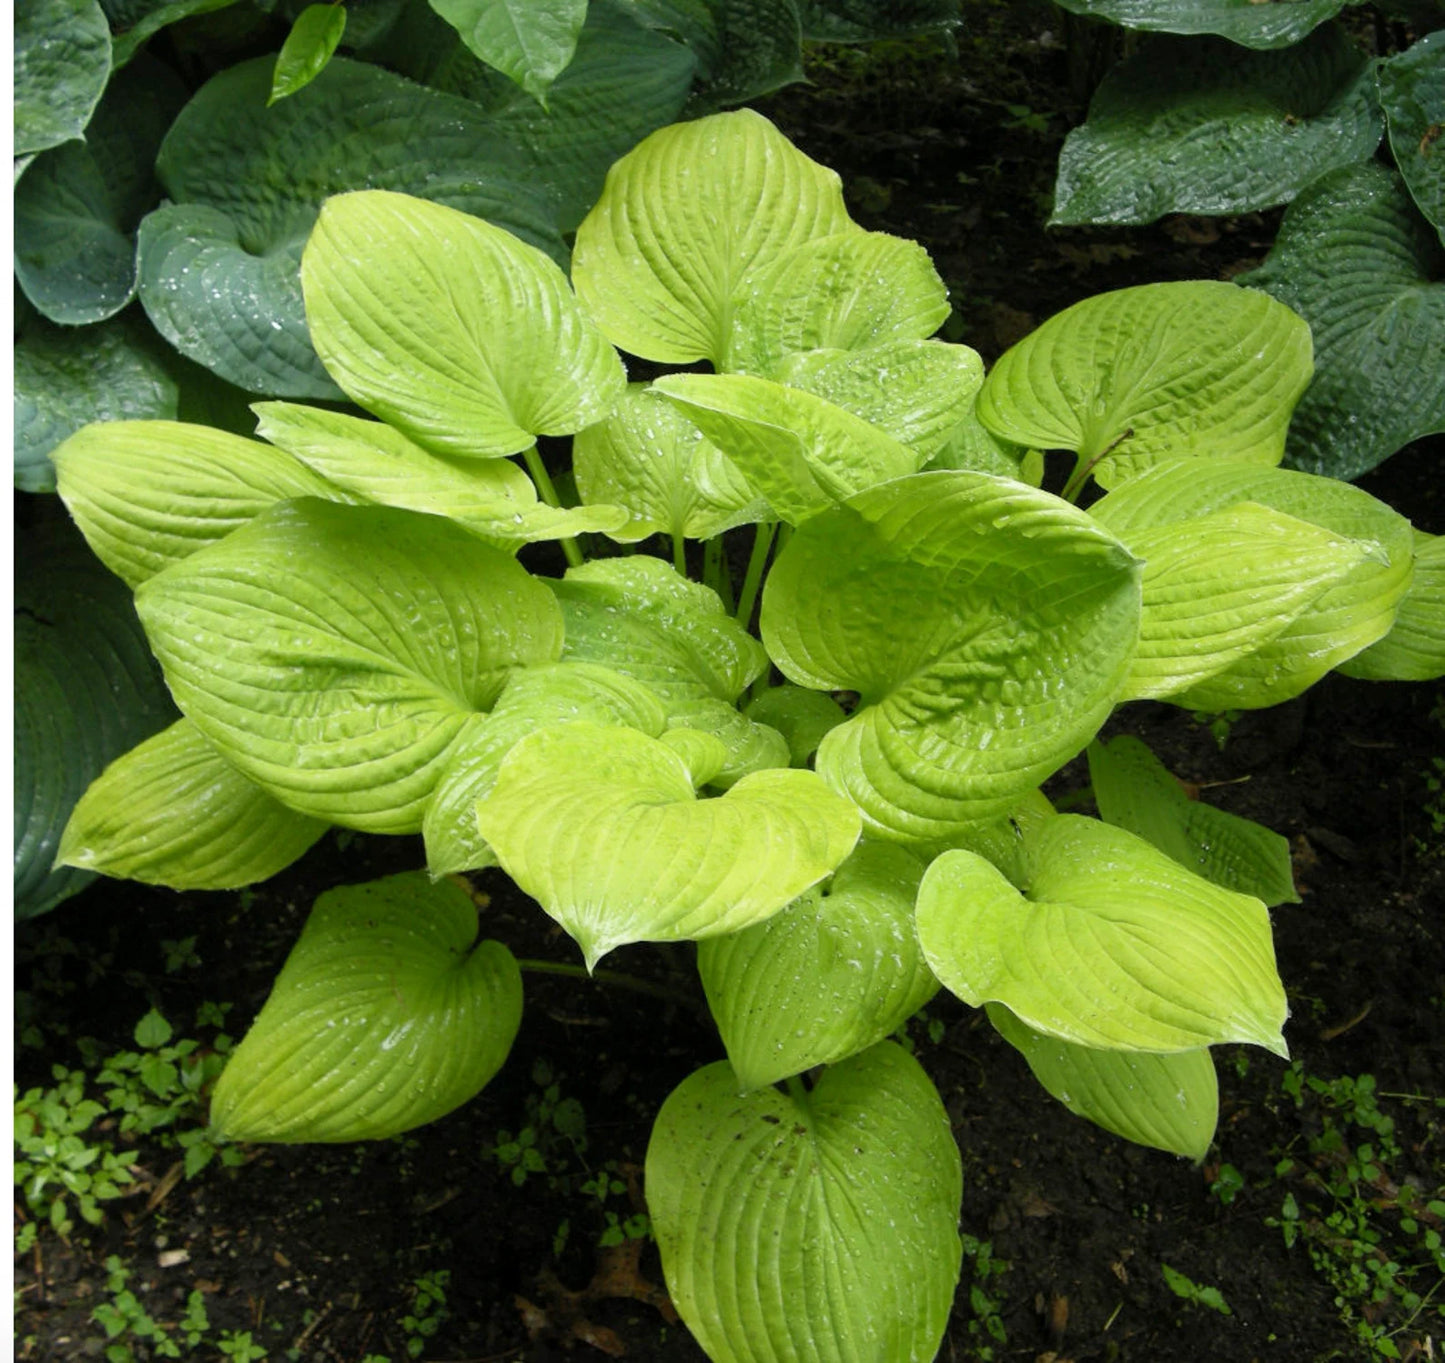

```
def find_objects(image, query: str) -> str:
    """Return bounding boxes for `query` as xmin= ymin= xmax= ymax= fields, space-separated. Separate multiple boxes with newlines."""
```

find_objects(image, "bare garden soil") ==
xmin=14 ymin=6 xmax=1445 ymax=1361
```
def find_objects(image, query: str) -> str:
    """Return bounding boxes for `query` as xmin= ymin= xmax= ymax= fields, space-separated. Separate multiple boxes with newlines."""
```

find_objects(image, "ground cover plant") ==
xmin=34 ymin=100 xmax=1445 ymax=1361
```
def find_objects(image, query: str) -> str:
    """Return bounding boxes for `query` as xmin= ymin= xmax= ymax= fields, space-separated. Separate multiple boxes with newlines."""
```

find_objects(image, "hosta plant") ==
xmin=48 ymin=110 xmax=1444 ymax=1361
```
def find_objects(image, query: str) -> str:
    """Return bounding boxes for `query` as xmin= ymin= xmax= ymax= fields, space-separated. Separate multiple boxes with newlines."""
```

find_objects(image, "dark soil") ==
xmin=14 ymin=9 xmax=1445 ymax=1363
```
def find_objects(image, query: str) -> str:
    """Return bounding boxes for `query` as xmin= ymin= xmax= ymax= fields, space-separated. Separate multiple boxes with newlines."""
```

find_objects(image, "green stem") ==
xmin=734 ymin=522 xmax=776 ymax=628
xmin=1061 ymin=427 xmax=1133 ymax=504
xmin=785 ymin=1075 xmax=809 ymax=1105
xmin=515 ymin=958 xmax=698 ymax=1011
xmin=672 ymin=530 xmax=688 ymax=577
xmin=703 ymin=536 xmax=734 ymax=611
xmin=524 ymin=446 xmax=583 ymax=570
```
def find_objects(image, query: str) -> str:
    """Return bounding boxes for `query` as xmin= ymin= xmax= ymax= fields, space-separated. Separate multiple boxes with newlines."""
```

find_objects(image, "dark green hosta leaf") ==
xmin=988 ymin=1004 xmax=1218 ymax=1161
xmin=302 ymin=191 xmax=624 ymax=458
xmin=799 ymin=0 xmax=960 ymax=42
xmin=760 ymin=471 xmax=1142 ymax=842
xmin=15 ymin=517 xmax=177 ymax=919
xmin=917 ymin=815 xmax=1288 ymax=1055
xmin=137 ymin=57 xmax=564 ymax=397
xmin=475 ymin=722 xmax=860 ymax=967
xmin=1088 ymin=734 xmax=1299 ymax=906
xmin=269 ymin=4 xmax=347 ymax=105
xmin=1051 ymin=27 xmax=1383 ymax=227
xmin=15 ymin=316 xmax=177 ymax=491
xmin=698 ymin=841 xmax=937 ymax=1090
xmin=101 ymin=0 xmax=241 ymax=67
xmin=647 ymin=1044 xmax=961 ymax=1363
xmin=134 ymin=499 xmax=565 ymax=832
xmin=211 ymin=872 xmax=522 ymax=1141
xmin=1246 ymin=165 xmax=1445 ymax=480
xmin=1378 ymin=32 xmax=1445 ymax=241
xmin=427 ymin=0 xmax=587 ymax=102
xmin=14 ymin=58 xmax=187 ymax=325
xmin=1339 ymin=530 xmax=1445 ymax=681
xmin=977 ymin=281 xmax=1313 ymax=490
xmin=57 ymin=718 xmax=328 ymax=889
xmin=14 ymin=0 xmax=111 ymax=157
xmin=1051 ymin=0 xmax=1357 ymax=50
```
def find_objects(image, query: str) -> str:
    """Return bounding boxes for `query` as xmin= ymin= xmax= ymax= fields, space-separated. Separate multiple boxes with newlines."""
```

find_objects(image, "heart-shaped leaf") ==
xmin=572 ymin=108 xmax=855 ymax=366
xmin=1242 ymin=162 xmax=1445 ymax=480
xmin=1378 ymin=32 xmax=1445 ymax=241
xmin=916 ymin=814 xmax=1289 ymax=1055
xmin=687 ymin=0 xmax=804 ymax=109
xmin=211 ymin=872 xmax=523 ymax=1141
xmin=15 ymin=0 xmax=111 ymax=157
xmin=57 ymin=718 xmax=328 ymax=889
xmin=647 ymin=1043 xmax=961 ymax=1363
xmin=134 ymin=499 xmax=565 ymax=832
xmin=744 ymin=684 xmax=846 ymax=766
xmin=976 ymin=280 xmax=1314 ymax=490
xmin=1051 ymin=27 xmax=1383 ymax=226
xmin=761 ymin=471 xmax=1142 ymax=841
xmin=475 ymin=721 xmax=860 ymax=967
xmin=428 ymin=0 xmax=587 ymax=103
xmin=698 ymin=840 xmax=937 ymax=1091
xmin=1339 ymin=530 xmax=1445 ymax=682
xmin=1050 ymin=0 xmax=1353 ymax=48
xmin=987 ymin=1004 xmax=1218 ymax=1161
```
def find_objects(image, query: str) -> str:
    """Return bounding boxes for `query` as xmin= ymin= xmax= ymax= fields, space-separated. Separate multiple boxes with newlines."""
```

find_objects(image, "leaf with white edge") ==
xmin=647 ymin=1043 xmax=961 ymax=1363
xmin=1088 ymin=735 xmax=1299 ymax=906
xmin=572 ymin=108 xmax=854 ymax=366
xmin=14 ymin=0 xmax=111 ymax=157
xmin=138 ymin=57 xmax=565 ymax=398
xmin=476 ymin=722 xmax=860 ymax=967
xmin=760 ymin=471 xmax=1142 ymax=842
xmin=551 ymin=556 xmax=788 ymax=782
xmin=1116 ymin=500 xmax=1379 ymax=701
xmin=16 ymin=518 xmax=177 ymax=919
xmin=1243 ymin=162 xmax=1445 ymax=481
xmin=269 ymin=3 xmax=347 ymax=105
xmin=572 ymin=384 xmax=767 ymax=543
xmin=253 ymin=401 xmax=626 ymax=544
xmin=1378 ymin=32 xmax=1445 ymax=241
xmin=699 ymin=841 xmax=937 ymax=1090
xmin=51 ymin=419 xmax=351 ymax=588
xmin=987 ymin=1003 xmax=1218 ymax=1161
xmin=211 ymin=872 xmax=522 ymax=1142
xmin=729 ymin=230 xmax=951 ymax=376
xmin=427 ymin=0 xmax=586 ymax=103
xmin=422 ymin=662 xmax=668 ymax=876
xmin=1339 ymin=531 xmax=1445 ymax=681
xmin=1050 ymin=0 xmax=1352 ymax=48
xmin=654 ymin=372 xmax=924 ymax=525
xmin=57 ymin=719 xmax=328 ymax=889
xmin=134 ymin=499 xmax=565 ymax=832
xmin=15 ymin=317 xmax=177 ymax=492
xmin=744 ymin=684 xmax=846 ymax=765
xmin=775 ymin=340 xmax=983 ymax=461
xmin=917 ymin=815 xmax=1289 ymax=1055
xmin=303 ymin=190 xmax=625 ymax=459
xmin=977 ymin=280 xmax=1314 ymax=490
xmin=1051 ymin=27 xmax=1382 ymax=227
xmin=1091 ymin=459 xmax=1415 ymax=708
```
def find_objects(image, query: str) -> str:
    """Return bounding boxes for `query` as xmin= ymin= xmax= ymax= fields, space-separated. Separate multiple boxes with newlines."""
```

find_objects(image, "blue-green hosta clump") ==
xmin=49 ymin=109 xmax=1441 ymax=1362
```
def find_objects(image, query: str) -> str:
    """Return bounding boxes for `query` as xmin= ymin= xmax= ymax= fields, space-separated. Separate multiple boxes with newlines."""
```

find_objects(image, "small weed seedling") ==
xmin=401 ymin=1270 xmax=450 ymax=1359
xmin=959 ymin=1234 xmax=1009 ymax=1360
xmin=1162 ymin=1263 xmax=1232 ymax=1315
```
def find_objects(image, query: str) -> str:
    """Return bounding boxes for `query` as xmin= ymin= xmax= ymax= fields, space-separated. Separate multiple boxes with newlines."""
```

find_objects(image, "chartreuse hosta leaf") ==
xmin=653 ymin=372 xmax=924 ymax=525
xmin=268 ymin=3 xmax=348 ymax=105
xmin=572 ymin=109 xmax=855 ymax=367
xmin=916 ymin=814 xmax=1289 ymax=1055
xmin=135 ymin=499 xmax=564 ymax=832
xmin=761 ymin=471 xmax=1142 ymax=842
xmin=302 ymin=190 xmax=625 ymax=460
xmin=1117 ymin=500 xmax=1379 ymax=701
xmin=1050 ymin=0 xmax=1351 ymax=48
xmin=727 ymin=230 xmax=951 ymax=377
xmin=1378 ymin=32 xmax=1445 ymax=241
xmin=1088 ymin=735 xmax=1299 ymax=907
xmin=744 ymin=685 xmax=847 ymax=766
xmin=51 ymin=420 xmax=352 ymax=588
xmin=1243 ymin=163 xmax=1445 ymax=481
xmin=211 ymin=872 xmax=522 ymax=1142
xmin=552 ymin=556 xmax=790 ymax=782
xmin=647 ymin=1043 xmax=961 ymax=1363
xmin=475 ymin=722 xmax=860 ymax=968
xmin=253 ymin=402 xmax=626 ymax=544
xmin=422 ymin=661 xmax=668 ymax=876
xmin=57 ymin=719 xmax=328 ymax=889
xmin=572 ymin=384 xmax=767 ymax=542
xmin=1091 ymin=459 xmax=1415 ymax=708
xmin=698 ymin=841 xmax=937 ymax=1091
xmin=428 ymin=0 xmax=588 ymax=104
xmin=987 ymin=1004 xmax=1218 ymax=1161
xmin=1050 ymin=27 xmax=1383 ymax=227
xmin=976 ymin=281 xmax=1313 ymax=491
xmin=1339 ymin=532 xmax=1445 ymax=682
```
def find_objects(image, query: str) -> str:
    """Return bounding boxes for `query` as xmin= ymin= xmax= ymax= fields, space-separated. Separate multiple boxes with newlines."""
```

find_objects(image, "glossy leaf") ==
xmin=647 ymin=1044 xmax=961 ymax=1363
xmin=1339 ymin=531 xmax=1445 ymax=681
xmin=1050 ymin=0 xmax=1353 ymax=48
xmin=211 ymin=873 xmax=522 ymax=1141
xmin=743 ymin=685 xmax=846 ymax=766
xmin=1378 ymin=32 xmax=1445 ymax=240
xmin=269 ymin=3 xmax=347 ymax=105
xmin=14 ymin=0 xmax=111 ymax=157
xmin=428 ymin=0 xmax=587 ymax=102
